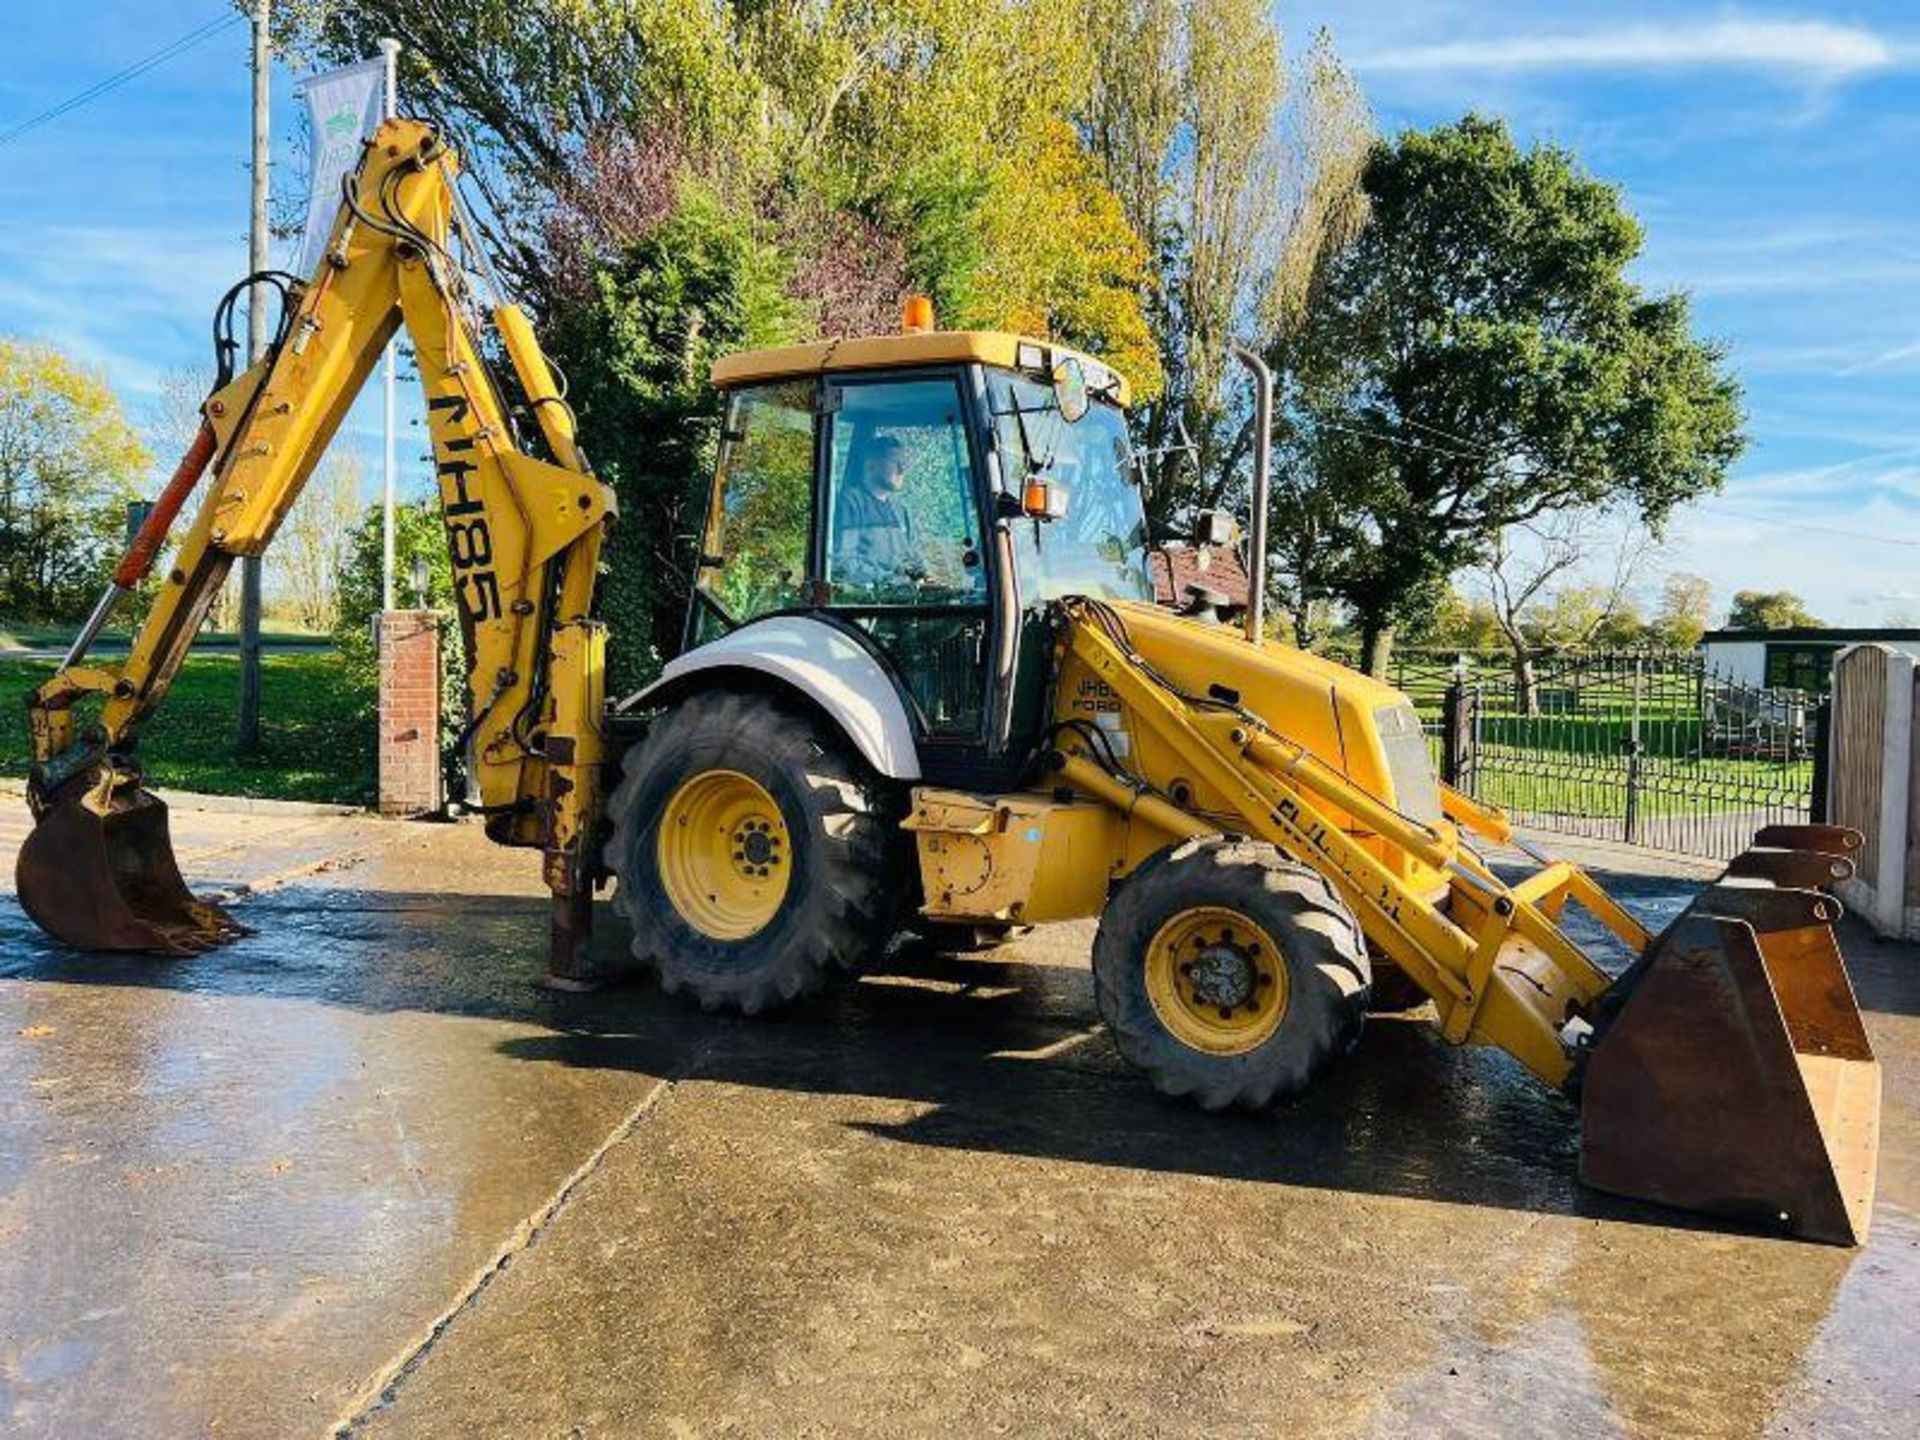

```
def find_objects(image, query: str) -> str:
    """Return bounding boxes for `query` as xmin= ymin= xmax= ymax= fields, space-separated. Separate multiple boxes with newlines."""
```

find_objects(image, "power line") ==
xmin=1691 ymin=504 xmax=1920 ymax=548
xmin=1307 ymin=415 xmax=1499 ymax=465
xmin=0 ymin=11 xmax=244 ymax=150
xmin=1290 ymin=410 xmax=1920 ymax=548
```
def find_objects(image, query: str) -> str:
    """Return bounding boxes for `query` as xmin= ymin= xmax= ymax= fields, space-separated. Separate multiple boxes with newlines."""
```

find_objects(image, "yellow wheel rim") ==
xmin=656 ymin=769 xmax=792 ymax=941
xmin=1143 ymin=906 xmax=1290 ymax=1056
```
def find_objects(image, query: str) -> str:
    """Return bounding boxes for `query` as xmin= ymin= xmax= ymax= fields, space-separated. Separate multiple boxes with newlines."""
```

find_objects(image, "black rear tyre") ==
xmin=1093 ymin=837 xmax=1370 ymax=1111
xmin=605 ymin=688 xmax=901 ymax=1013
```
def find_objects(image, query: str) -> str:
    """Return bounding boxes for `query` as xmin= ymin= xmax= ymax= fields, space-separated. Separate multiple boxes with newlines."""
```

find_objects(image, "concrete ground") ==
xmin=0 ymin=801 xmax=1914 ymax=1437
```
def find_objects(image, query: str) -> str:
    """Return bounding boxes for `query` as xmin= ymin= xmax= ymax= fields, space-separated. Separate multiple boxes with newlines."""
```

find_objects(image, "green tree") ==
xmin=1727 ymin=589 xmax=1823 ymax=630
xmin=334 ymin=498 xmax=463 ymax=743
xmin=1272 ymin=116 xmax=1745 ymax=676
xmin=0 ymin=337 xmax=150 ymax=622
xmin=543 ymin=184 xmax=802 ymax=694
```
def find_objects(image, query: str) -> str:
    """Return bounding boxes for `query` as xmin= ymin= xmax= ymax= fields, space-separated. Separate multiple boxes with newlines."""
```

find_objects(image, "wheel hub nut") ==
xmin=1189 ymin=942 xmax=1255 ymax=1010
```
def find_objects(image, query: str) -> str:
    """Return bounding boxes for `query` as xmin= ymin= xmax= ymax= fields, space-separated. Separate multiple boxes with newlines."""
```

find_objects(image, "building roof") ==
xmin=710 ymin=329 xmax=1131 ymax=407
xmin=1150 ymin=544 xmax=1250 ymax=610
xmin=1702 ymin=628 xmax=1920 ymax=643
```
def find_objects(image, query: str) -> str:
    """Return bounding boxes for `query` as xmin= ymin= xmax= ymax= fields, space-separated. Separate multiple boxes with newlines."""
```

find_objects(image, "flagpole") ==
xmin=237 ymin=0 xmax=270 ymax=754
xmin=378 ymin=37 xmax=400 ymax=614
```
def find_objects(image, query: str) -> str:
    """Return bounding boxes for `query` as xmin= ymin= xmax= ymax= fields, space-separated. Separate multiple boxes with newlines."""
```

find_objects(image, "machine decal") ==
xmin=428 ymin=391 xmax=503 ymax=622
xmin=1274 ymin=795 xmax=1404 ymax=925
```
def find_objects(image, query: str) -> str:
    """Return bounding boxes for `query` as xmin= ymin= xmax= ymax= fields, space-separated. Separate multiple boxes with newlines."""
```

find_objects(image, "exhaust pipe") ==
xmin=1230 ymin=346 xmax=1272 ymax=647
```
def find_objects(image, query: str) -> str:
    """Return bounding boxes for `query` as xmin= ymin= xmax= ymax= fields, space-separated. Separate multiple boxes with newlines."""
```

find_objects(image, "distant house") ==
xmin=1149 ymin=544 xmax=1250 ymax=617
xmin=1700 ymin=627 xmax=1920 ymax=693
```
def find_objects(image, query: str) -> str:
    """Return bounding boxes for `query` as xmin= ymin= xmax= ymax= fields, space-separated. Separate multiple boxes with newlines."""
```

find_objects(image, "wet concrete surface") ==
xmin=0 ymin=807 xmax=1915 ymax=1436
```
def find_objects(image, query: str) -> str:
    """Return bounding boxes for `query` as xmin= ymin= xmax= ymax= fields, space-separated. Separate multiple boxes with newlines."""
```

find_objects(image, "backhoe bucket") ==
xmin=15 ymin=782 xmax=245 ymax=955
xmin=1579 ymin=880 xmax=1879 ymax=1245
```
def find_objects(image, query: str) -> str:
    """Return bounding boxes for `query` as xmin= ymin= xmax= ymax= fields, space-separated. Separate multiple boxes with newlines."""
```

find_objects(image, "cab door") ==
xmin=818 ymin=372 xmax=994 ymax=755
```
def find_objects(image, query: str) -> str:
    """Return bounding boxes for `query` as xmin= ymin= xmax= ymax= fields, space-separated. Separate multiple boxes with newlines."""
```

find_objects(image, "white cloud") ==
xmin=1837 ymin=339 xmax=1920 ymax=375
xmin=1357 ymin=17 xmax=1904 ymax=82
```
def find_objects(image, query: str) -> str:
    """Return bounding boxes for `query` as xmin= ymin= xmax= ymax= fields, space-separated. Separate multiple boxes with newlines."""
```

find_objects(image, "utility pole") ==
xmin=237 ymin=0 xmax=271 ymax=753
xmin=379 ymin=36 xmax=400 ymax=612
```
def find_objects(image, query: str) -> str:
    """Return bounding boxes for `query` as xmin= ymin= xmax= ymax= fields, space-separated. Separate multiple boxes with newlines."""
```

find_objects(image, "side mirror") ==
xmin=1052 ymin=356 xmax=1089 ymax=424
xmin=1192 ymin=508 xmax=1234 ymax=548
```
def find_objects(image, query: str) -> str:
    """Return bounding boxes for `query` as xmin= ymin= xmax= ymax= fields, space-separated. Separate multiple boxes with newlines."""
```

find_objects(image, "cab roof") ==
xmin=709 ymin=329 xmax=1131 ymax=408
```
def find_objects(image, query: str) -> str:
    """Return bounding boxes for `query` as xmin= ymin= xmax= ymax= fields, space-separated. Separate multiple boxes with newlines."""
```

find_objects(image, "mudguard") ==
xmin=616 ymin=615 xmax=922 ymax=781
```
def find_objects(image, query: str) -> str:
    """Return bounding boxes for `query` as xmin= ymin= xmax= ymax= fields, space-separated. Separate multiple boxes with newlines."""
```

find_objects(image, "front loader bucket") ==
xmin=1579 ymin=883 xmax=1880 ymax=1245
xmin=15 ymin=783 xmax=245 ymax=955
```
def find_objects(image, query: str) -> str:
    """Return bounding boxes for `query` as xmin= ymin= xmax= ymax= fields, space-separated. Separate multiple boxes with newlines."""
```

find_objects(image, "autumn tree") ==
xmin=1650 ymin=572 xmax=1714 ymax=649
xmin=1422 ymin=589 xmax=1503 ymax=652
xmin=1085 ymin=9 xmax=1369 ymax=532
xmin=276 ymin=451 xmax=362 ymax=631
xmin=280 ymin=0 xmax=1154 ymax=361
xmin=0 ymin=338 xmax=149 ymax=622
xmin=1272 ymin=116 xmax=1745 ymax=676
xmin=146 ymin=362 xmax=245 ymax=631
xmin=283 ymin=0 xmax=1160 ymax=689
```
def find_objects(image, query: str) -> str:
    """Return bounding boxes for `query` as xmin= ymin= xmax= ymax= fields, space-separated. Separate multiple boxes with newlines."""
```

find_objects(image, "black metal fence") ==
xmin=1411 ymin=651 xmax=1820 ymax=860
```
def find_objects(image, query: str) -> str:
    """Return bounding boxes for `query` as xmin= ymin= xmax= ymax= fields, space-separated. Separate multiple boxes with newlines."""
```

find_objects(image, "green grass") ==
xmin=1402 ymin=663 xmax=1814 ymax=823
xmin=1463 ymin=752 xmax=1811 ymax=820
xmin=0 ymin=627 xmax=333 ymax=650
xmin=0 ymin=653 xmax=376 ymax=805
xmin=1420 ymin=733 xmax=1811 ymax=821
xmin=0 ymin=643 xmax=1806 ymax=824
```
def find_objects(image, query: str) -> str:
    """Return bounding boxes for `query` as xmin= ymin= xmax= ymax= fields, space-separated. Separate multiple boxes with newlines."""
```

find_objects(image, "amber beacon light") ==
xmin=901 ymin=294 xmax=936 ymax=333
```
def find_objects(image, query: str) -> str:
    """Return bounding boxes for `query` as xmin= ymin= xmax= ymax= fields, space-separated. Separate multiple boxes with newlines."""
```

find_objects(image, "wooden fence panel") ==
xmin=1909 ymin=689 xmax=1920 ymax=930
xmin=1830 ymin=645 xmax=1887 ymax=880
xmin=1830 ymin=644 xmax=1917 ymax=938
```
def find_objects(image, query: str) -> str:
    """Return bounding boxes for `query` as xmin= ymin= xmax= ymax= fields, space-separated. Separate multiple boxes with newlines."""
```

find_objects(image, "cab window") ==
xmin=694 ymin=379 xmax=814 ymax=638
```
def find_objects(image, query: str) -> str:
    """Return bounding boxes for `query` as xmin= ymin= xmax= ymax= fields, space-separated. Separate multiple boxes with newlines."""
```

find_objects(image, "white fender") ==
xmin=616 ymin=615 xmax=922 ymax=780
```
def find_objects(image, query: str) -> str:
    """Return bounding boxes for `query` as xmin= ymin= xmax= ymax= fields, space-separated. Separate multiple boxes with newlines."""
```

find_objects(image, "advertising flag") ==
xmin=297 ymin=58 xmax=386 ymax=276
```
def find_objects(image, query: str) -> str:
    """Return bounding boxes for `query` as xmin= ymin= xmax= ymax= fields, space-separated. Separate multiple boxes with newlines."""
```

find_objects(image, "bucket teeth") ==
xmin=1579 ymin=856 xmax=1880 ymax=1246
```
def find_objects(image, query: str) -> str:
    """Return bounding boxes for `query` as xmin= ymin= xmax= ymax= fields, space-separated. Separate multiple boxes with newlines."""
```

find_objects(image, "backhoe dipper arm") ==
xmin=21 ymin=119 xmax=614 ymax=973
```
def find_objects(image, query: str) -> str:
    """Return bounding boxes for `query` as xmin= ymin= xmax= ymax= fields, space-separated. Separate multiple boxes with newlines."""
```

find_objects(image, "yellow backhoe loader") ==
xmin=15 ymin=120 xmax=1881 ymax=1244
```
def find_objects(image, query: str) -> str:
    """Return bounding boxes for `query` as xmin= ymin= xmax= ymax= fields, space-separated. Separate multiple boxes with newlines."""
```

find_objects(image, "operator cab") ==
xmin=693 ymin=307 xmax=1149 ymax=786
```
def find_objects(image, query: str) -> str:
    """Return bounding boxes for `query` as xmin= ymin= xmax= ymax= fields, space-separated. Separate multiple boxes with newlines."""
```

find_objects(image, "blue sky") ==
xmin=1 ymin=2 xmax=1916 ymax=625
xmin=1285 ymin=1 xmax=1920 ymax=626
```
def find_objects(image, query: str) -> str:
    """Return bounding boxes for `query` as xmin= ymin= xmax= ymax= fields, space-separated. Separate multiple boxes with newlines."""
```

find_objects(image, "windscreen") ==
xmin=988 ymin=371 xmax=1152 ymax=604
xmin=1375 ymin=702 xmax=1444 ymax=825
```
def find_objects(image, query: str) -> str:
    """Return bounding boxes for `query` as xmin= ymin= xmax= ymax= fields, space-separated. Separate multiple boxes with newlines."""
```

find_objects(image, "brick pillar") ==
xmin=378 ymin=610 xmax=443 ymax=817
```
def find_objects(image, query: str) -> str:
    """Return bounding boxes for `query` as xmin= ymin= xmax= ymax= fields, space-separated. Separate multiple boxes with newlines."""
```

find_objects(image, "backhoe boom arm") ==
xmin=20 ymin=119 xmax=615 ymax=972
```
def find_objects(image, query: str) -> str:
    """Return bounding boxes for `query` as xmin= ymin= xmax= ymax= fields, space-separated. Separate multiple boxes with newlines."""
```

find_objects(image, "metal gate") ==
xmin=1427 ymin=652 xmax=1819 ymax=861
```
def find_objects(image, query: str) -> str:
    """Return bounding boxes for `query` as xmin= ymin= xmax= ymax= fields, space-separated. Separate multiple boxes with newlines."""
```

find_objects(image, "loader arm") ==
xmin=18 ymin=119 xmax=613 ymax=971
xmin=1049 ymin=597 xmax=1880 ymax=1244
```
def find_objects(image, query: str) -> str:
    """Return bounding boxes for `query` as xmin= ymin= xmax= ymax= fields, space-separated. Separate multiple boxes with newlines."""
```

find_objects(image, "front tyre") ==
xmin=605 ymin=688 xmax=900 ymax=1013
xmin=1093 ymin=838 xmax=1371 ymax=1111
